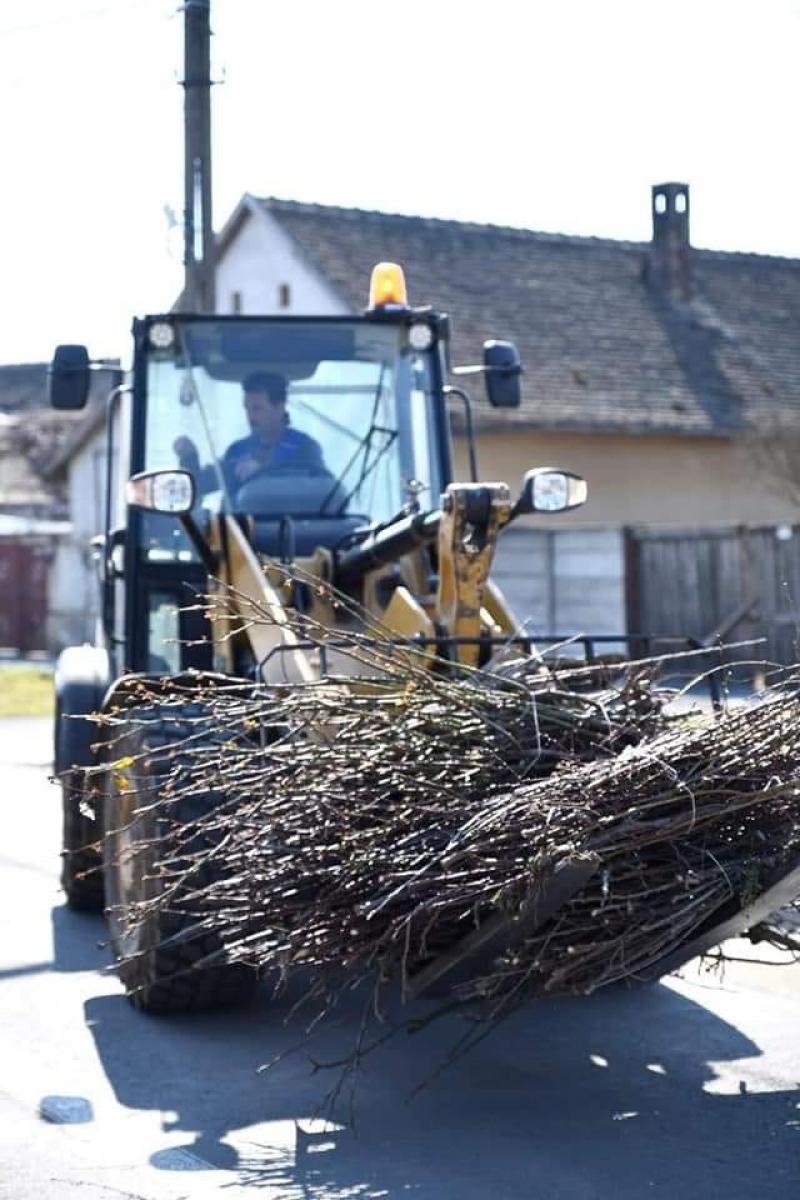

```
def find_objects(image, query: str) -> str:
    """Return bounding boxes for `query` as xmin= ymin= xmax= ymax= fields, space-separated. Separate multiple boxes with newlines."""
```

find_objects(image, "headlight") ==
xmin=408 ymin=322 xmax=434 ymax=351
xmin=148 ymin=321 xmax=175 ymax=350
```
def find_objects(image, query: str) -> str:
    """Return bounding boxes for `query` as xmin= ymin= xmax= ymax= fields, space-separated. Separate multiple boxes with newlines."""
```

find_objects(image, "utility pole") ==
xmin=181 ymin=0 xmax=214 ymax=313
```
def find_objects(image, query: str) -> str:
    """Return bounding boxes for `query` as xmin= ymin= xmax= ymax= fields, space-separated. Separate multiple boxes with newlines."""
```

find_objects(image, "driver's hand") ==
xmin=173 ymin=435 xmax=198 ymax=461
xmin=233 ymin=454 xmax=262 ymax=482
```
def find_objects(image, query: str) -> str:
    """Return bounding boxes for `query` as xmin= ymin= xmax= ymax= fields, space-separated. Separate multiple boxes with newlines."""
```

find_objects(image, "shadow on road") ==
xmin=14 ymin=721 xmax=798 ymax=1195
xmin=51 ymin=903 xmax=109 ymax=974
xmin=79 ymin=975 xmax=800 ymax=1199
xmin=39 ymin=866 xmax=798 ymax=1197
xmin=0 ymin=904 xmax=107 ymax=982
xmin=0 ymin=881 xmax=108 ymax=985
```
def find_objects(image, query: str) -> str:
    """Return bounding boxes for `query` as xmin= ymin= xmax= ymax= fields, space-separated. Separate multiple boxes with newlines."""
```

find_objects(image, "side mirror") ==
xmin=126 ymin=470 xmax=195 ymax=514
xmin=48 ymin=345 xmax=91 ymax=410
xmin=483 ymin=340 xmax=522 ymax=409
xmin=516 ymin=468 xmax=587 ymax=514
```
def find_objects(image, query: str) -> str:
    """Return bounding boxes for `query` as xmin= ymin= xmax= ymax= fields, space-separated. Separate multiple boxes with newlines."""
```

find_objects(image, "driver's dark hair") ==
xmin=242 ymin=371 xmax=287 ymax=404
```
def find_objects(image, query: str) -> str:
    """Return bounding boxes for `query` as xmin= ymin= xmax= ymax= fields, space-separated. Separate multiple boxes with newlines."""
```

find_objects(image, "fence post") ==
xmin=623 ymin=526 xmax=641 ymax=638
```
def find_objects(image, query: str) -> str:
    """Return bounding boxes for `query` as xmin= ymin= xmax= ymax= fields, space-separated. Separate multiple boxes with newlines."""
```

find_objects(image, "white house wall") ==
xmin=49 ymin=427 xmax=107 ymax=647
xmin=215 ymin=208 xmax=349 ymax=317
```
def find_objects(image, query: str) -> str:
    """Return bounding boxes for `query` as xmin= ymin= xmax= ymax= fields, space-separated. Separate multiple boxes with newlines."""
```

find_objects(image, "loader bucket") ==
xmin=633 ymin=854 xmax=800 ymax=982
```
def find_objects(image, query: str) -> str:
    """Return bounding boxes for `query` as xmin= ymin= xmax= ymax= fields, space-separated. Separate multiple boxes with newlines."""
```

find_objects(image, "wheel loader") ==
xmin=50 ymin=262 xmax=591 ymax=1010
xmin=52 ymin=264 xmax=794 ymax=1013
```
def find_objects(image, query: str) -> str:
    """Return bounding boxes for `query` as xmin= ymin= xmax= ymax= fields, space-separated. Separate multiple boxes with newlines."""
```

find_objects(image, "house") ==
xmin=0 ymin=363 xmax=119 ymax=652
xmin=209 ymin=184 xmax=800 ymax=640
xmin=44 ymin=404 xmax=106 ymax=648
xmin=55 ymin=183 xmax=800 ymax=652
xmin=43 ymin=370 xmax=120 ymax=649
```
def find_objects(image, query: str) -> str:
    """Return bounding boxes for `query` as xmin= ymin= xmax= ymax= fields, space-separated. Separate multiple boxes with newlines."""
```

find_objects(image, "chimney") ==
xmin=648 ymin=182 xmax=691 ymax=302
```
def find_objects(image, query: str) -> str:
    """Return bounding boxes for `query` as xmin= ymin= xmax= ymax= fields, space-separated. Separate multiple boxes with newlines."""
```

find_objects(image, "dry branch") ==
xmin=89 ymin=594 xmax=800 ymax=1051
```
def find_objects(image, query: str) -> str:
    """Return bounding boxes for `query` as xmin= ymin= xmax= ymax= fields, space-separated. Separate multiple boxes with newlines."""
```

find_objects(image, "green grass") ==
xmin=0 ymin=665 xmax=54 ymax=718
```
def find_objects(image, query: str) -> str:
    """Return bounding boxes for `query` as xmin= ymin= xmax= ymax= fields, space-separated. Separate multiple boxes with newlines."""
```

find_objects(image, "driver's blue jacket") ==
xmin=220 ymin=428 xmax=328 ymax=497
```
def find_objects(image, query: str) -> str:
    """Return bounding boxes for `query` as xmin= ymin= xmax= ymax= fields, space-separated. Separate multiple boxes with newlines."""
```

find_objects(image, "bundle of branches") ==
xmin=447 ymin=693 xmax=800 ymax=1009
xmin=96 ymin=627 xmax=799 ymax=1036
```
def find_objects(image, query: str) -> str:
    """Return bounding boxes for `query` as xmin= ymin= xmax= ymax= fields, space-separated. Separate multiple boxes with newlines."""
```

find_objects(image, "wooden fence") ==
xmin=625 ymin=524 xmax=800 ymax=668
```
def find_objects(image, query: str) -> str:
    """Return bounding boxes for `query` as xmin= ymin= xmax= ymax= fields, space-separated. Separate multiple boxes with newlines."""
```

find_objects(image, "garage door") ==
xmin=0 ymin=539 xmax=50 ymax=653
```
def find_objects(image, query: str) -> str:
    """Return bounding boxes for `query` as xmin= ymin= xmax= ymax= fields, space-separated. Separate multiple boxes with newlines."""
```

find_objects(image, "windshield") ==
xmin=143 ymin=319 xmax=443 ymax=536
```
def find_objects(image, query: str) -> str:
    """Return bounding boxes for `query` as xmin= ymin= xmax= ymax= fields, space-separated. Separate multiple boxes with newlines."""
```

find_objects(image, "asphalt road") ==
xmin=1 ymin=717 xmax=798 ymax=1199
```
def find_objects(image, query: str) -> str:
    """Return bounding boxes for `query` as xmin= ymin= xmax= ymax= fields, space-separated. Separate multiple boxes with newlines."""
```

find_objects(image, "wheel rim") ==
xmin=104 ymin=762 xmax=159 ymax=961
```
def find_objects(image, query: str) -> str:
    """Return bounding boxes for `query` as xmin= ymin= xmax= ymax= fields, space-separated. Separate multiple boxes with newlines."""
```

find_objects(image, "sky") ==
xmin=1 ymin=0 xmax=798 ymax=364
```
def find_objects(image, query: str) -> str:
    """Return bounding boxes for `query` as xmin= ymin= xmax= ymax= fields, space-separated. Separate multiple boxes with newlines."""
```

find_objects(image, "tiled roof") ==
xmin=256 ymin=197 xmax=800 ymax=436
xmin=0 ymin=414 xmax=66 ymax=512
xmin=0 ymin=362 xmax=116 ymax=479
xmin=0 ymin=363 xmax=48 ymax=412
xmin=0 ymin=364 xmax=91 ymax=510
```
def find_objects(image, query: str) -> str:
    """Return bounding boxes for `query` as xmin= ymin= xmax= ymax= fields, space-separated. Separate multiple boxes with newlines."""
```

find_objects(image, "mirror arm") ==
xmin=501 ymin=498 xmax=524 ymax=529
xmin=443 ymin=385 xmax=478 ymax=482
xmin=450 ymin=364 xmax=486 ymax=377
xmin=450 ymin=364 xmax=522 ymax=378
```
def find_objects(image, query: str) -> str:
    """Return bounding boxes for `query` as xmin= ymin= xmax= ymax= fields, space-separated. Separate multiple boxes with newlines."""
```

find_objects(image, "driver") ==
xmin=173 ymin=371 xmax=328 ymax=500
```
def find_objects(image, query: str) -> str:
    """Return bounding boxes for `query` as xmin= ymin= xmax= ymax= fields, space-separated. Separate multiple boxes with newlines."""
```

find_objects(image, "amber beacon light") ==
xmin=368 ymin=262 xmax=408 ymax=309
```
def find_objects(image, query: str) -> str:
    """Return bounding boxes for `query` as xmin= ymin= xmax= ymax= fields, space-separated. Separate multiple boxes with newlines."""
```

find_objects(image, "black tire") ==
xmin=102 ymin=701 xmax=256 ymax=1013
xmin=56 ymin=690 xmax=105 ymax=913
xmin=61 ymin=770 xmax=105 ymax=911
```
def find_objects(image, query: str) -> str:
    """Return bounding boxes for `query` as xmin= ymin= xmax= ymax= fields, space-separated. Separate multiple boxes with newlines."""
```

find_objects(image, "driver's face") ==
xmin=243 ymin=389 xmax=285 ymax=443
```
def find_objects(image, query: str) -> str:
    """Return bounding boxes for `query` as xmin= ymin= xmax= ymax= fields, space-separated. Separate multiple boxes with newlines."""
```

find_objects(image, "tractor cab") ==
xmin=137 ymin=308 xmax=449 ymax=554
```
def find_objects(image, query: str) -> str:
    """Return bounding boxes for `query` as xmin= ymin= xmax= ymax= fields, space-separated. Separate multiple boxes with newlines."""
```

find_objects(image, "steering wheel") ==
xmin=237 ymin=463 xmax=307 ymax=485
xmin=234 ymin=467 xmax=338 ymax=514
